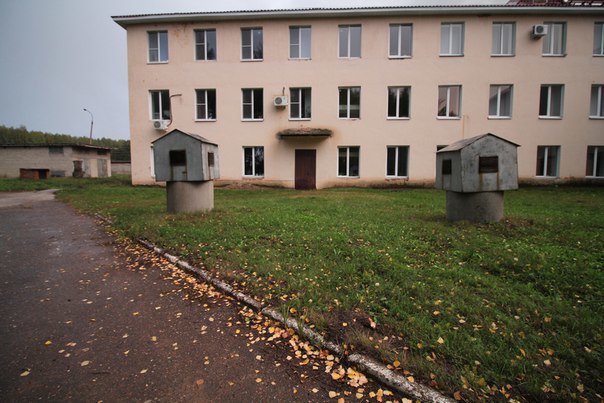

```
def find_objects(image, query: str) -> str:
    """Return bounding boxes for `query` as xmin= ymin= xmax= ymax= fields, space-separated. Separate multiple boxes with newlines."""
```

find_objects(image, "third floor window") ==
xmin=241 ymin=28 xmax=263 ymax=60
xmin=339 ymin=25 xmax=362 ymax=58
xmin=195 ymin=29 xmax=216 ymax=61
xmin=148 ymin=31 xmax=168 ymax=63
xmin=594 ymin=22 xmax=604 ymax=56
xmin=492 ymin=22 xmax=515 ymax=56
xmin=440 ymin=23 xmax=464 ymax=56
xmin=290 ymin=26 xmax=311 ymax=59
xmin=542 ymin=22 xmax=566 ymax=56
xmin=389 ymin=24 xmax=412 ymax=58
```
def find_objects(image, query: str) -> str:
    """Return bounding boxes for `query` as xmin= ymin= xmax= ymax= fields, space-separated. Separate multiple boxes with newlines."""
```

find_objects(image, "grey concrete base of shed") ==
xmin=446 ymin=191 xmax=504 ymax=223
xmin=166 ymin=181 xmax=214 ymax=213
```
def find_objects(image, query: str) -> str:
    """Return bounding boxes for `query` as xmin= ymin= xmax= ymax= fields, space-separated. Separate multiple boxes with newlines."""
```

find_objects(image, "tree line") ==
xmin=0 ymin=125 xmax=130 ymax=162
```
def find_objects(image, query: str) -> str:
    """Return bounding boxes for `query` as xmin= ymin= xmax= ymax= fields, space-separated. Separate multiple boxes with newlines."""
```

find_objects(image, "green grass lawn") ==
xmin=2 ymin=177 xmax=602 ymax=401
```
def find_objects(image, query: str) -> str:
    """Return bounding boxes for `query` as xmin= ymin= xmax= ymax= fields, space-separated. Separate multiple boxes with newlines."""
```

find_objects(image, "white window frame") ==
xmin=337 ymin=146 xmax=360 ymax=178
xmin=242 ymin=146 xmax=264 ymax=177
xmin=594 ymin=22 xmax=604 ymax=56
xmin=387 ymin=86 xmax=411 ymax=119
xmin=437 ymin=85 xmax=462 ymax=119
xmin=539 ymin=84 xmax=564 ymax=119
xmin=389 ymin=24 xmax=413 ymax=58
xmin=241 ymin=89 xmax=263 ymax=121
xmin=289 ymin=26 xmax=311 ymax=60
xmin=586 ymin=146 xmax=604 ymax=177
xmin=590 ymin=85 xmax=604 ymax=119
xmin=339 ymin=25 xmax=362 ymax=59
xmin=386 ymin=146 xmax=409 ymax=178
xmin=195 ymin=89 xmax=216 ymax=121
xmin=289 ymin=88 xmax=312 ymax=120
xmin=241 ymin=27 xmax=263 ymax=61
xmin=491 ymin=22 xmax=515 ymax=56
xmin=536 ymin=146 xmax=560 ymax=178
xmin=149 ymin=90 xmax=170 ymax=121
xmin=148 ymin=31 xmax=168 ymax=63
xmin=440 ymin=23 xmax=464 ymax=56
xmin=338 ymin=87 xmax=361 ymax=119
xmin=542 ymin=22 xmax=566 ymax=56
xmin=488 ymin=84 xmax=513 ymax=119
xmin=194 ymin=29 xmax=217 ymax=61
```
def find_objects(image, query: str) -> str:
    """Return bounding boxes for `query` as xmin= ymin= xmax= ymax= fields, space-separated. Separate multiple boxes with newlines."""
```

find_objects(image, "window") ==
xmin=594 ymin=23 xmax=604 ymax=56
xmin=590 ymin=85 xmax=604 ymax=118
xmin=195 ymin=29 xmax=216 ymax=60
xmin=440 ymin=23 xmax=464 ymax=56
xmin=386 ymin=146 xmax=409 ymax=177
xmin=489 ymin=85 xmax=513 ymax=118
xmin=542 ymin=22 xmax=566 ymax=56
xmin=338 ymin=146 xmax=360 ymax=177
xmin=339 ymin=87 xmax=361 ymax=119
xmin=241 ymin=28 xmax=263 ymax=60
xmin=339 ymin=25 xmax=362 ymax=58
xmin=438 ymin=85 xmax=462 ymax=118
xmin=389 ymin=24 xmax=412 ymax=58
xmin=150 ymin=90 xmax=170 ymax=120
xmin=586 ymin=146 xmax=604 ymax=177
xmin=290 ymin=26 xmax=311 ymax=59
xmin=492 ymin=22 xmax=515 ymax=56
xmin=148 ymin=31 xmax=168 ymax=63
xmin=243 ymin=146 xmax=264 ymax=177
xmin=49 ymin=146 xmax=64 ymax=155
xmin=479 ymin=156 xmax=499 ymax=173
xmin=536 ymin=146 xmax=560 ymax=177
xmin=387 ymin=87 xmax=411 ymax=119
xmin=539 ymin=84 xmax=564 ymax=118
xmin=195 ymin=89 xmax=216 ymax=120
xmin=242 ymin=89 xmax=263 ymax=120
xmin=290 ymin=88 xmax=311 ymax=120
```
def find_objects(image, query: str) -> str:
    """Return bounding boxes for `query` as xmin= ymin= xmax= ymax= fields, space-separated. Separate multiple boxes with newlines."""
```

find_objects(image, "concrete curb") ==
xmin=137 ymin=238 xmax=455 ymax=403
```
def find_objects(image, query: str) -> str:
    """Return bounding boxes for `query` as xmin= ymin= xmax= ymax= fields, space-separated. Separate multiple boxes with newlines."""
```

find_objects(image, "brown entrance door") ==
xmin=295 ymin=149 xmax=316 ymax=190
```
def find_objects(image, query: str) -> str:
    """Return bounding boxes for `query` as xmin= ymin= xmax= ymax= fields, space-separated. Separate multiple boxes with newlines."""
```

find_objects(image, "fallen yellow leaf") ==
xmin=393 ymin=360 xmax=401 ymax=368
xmin=80 ymin=360 xmax=90 ymax=367
xmin=20 ymin=370 xmax=30 ymax=377
xmin=437 ymin=337 xmax=445 ymax=344
xmin=328 ymin=391 xmax=338 ymax=398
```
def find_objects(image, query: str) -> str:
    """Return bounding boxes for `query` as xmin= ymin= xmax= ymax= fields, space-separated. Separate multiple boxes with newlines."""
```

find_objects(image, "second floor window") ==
xmin=150 ymin=90 xmax=170 ymax=120
xmin=591 ymin=85 xmax=604 ymax=118
xmin=595 ymin=23 xmax=604 ymax=56
xmin=195 ymin=89 xmax=216 ymax=120
xmin=440 ymin=23 xmax=464 ymax=56
xmin=195 ymin=29 xmax=216 ymax=60
xmin=290 ymin=26 xmax=311 ymax=59
xmin=339 ymin=25 xmax=362 ymax=58
xmin=389 ymin=24 xmax=412 ymax=58
xmin=438 ymin=85 xmax=461 ymax=118
xmin=387 ymin=87 xmax=411 ymax=119
xmin=241 ymin=28 xmax=263 ymax=60
xmin=489 ymin=85 xmax=513 ymax=118
xmin=542 ymin=22 xmax=566 ymax=56
xmin=539 ymin=84 xmax=564 ymax=118
xmin=339 ymin=87 xmax=361 ymax=119
xmin=290 ymin=88 xmax=312 ymax=120
xmin=242 ymin=89 xmax=263 ymax=120
xmin=148 ymin=31 xmax=168 ymax=63
xmin=492 ymin=22 xmax=515 ymax=56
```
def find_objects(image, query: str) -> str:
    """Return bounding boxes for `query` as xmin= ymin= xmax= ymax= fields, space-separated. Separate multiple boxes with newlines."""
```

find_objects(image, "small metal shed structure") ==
xmin=436 ymin=133 xmax=519 ymax=222
xmin=152 ymin=129 xmax=219 ymax=213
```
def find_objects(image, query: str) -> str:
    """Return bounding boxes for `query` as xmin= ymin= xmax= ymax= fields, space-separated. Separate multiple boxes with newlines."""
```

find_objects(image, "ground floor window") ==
xmin=536 ymin=146 xmax=560 ymax=177
xmin=243 ymin=146 xmax=264 ymax=177
xmin=586 ymin=146 xmax=604 ymax=177
xmin=386 ymin=146 xmax=409 ymax=177
xmin=338 ymin=146 xmax=360 ymax=177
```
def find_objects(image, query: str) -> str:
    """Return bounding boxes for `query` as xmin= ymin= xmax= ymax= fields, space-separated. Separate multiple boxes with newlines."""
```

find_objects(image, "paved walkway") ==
xmin=0 ymin=191 xmax=377 ymax=402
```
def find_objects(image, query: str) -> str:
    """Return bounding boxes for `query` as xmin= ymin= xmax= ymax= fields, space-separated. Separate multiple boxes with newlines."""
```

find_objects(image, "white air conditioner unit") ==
xmin=532 ymin=24 xmax=548 ymax=38
xmin=153 ymin=120 xmax=168 ymax=131
xmin=273 ymin=96 xmax=288 ymax=107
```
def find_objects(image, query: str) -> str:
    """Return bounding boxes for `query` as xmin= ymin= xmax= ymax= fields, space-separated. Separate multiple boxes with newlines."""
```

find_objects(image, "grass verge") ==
xmin=2 ymin=177 xmax=602 ymax=401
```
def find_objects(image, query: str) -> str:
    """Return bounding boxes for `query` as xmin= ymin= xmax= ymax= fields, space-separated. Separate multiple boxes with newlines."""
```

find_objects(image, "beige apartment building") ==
xmin=114 ymin=0 xmax=604 ymax=189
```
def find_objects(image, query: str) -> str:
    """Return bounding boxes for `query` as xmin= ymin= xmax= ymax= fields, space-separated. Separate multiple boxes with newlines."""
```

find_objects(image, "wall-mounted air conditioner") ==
xmin=273 ymin=96 xmax=288 ymax=107
xmin=532 ymin=24 xmax=548 ymax=38
xmin=153 ymin=120 xmax=169 ymax=131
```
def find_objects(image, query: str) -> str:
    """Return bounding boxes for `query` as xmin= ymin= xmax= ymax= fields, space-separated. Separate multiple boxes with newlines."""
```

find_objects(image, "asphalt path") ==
xmin=0 ymin=191 xmax=387 ymax=402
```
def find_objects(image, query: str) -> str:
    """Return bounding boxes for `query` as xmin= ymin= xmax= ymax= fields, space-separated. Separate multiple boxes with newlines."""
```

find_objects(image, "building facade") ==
xmin=114 ymin=1 xmax=604 ymax=188
xmin=0 ymin=144 xmax=112 ymax=178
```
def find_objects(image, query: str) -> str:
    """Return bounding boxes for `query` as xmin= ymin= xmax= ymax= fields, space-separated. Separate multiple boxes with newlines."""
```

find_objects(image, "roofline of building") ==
xmin=112 ymin=5 xmax=604 ymax=27
xmin=0 ymin=143 xmax=112 ymax=151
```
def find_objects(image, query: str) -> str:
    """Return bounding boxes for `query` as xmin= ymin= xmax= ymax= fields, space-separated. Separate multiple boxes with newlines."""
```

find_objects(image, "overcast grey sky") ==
xmin=0 ymin=0 xmax=507 ymax=140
